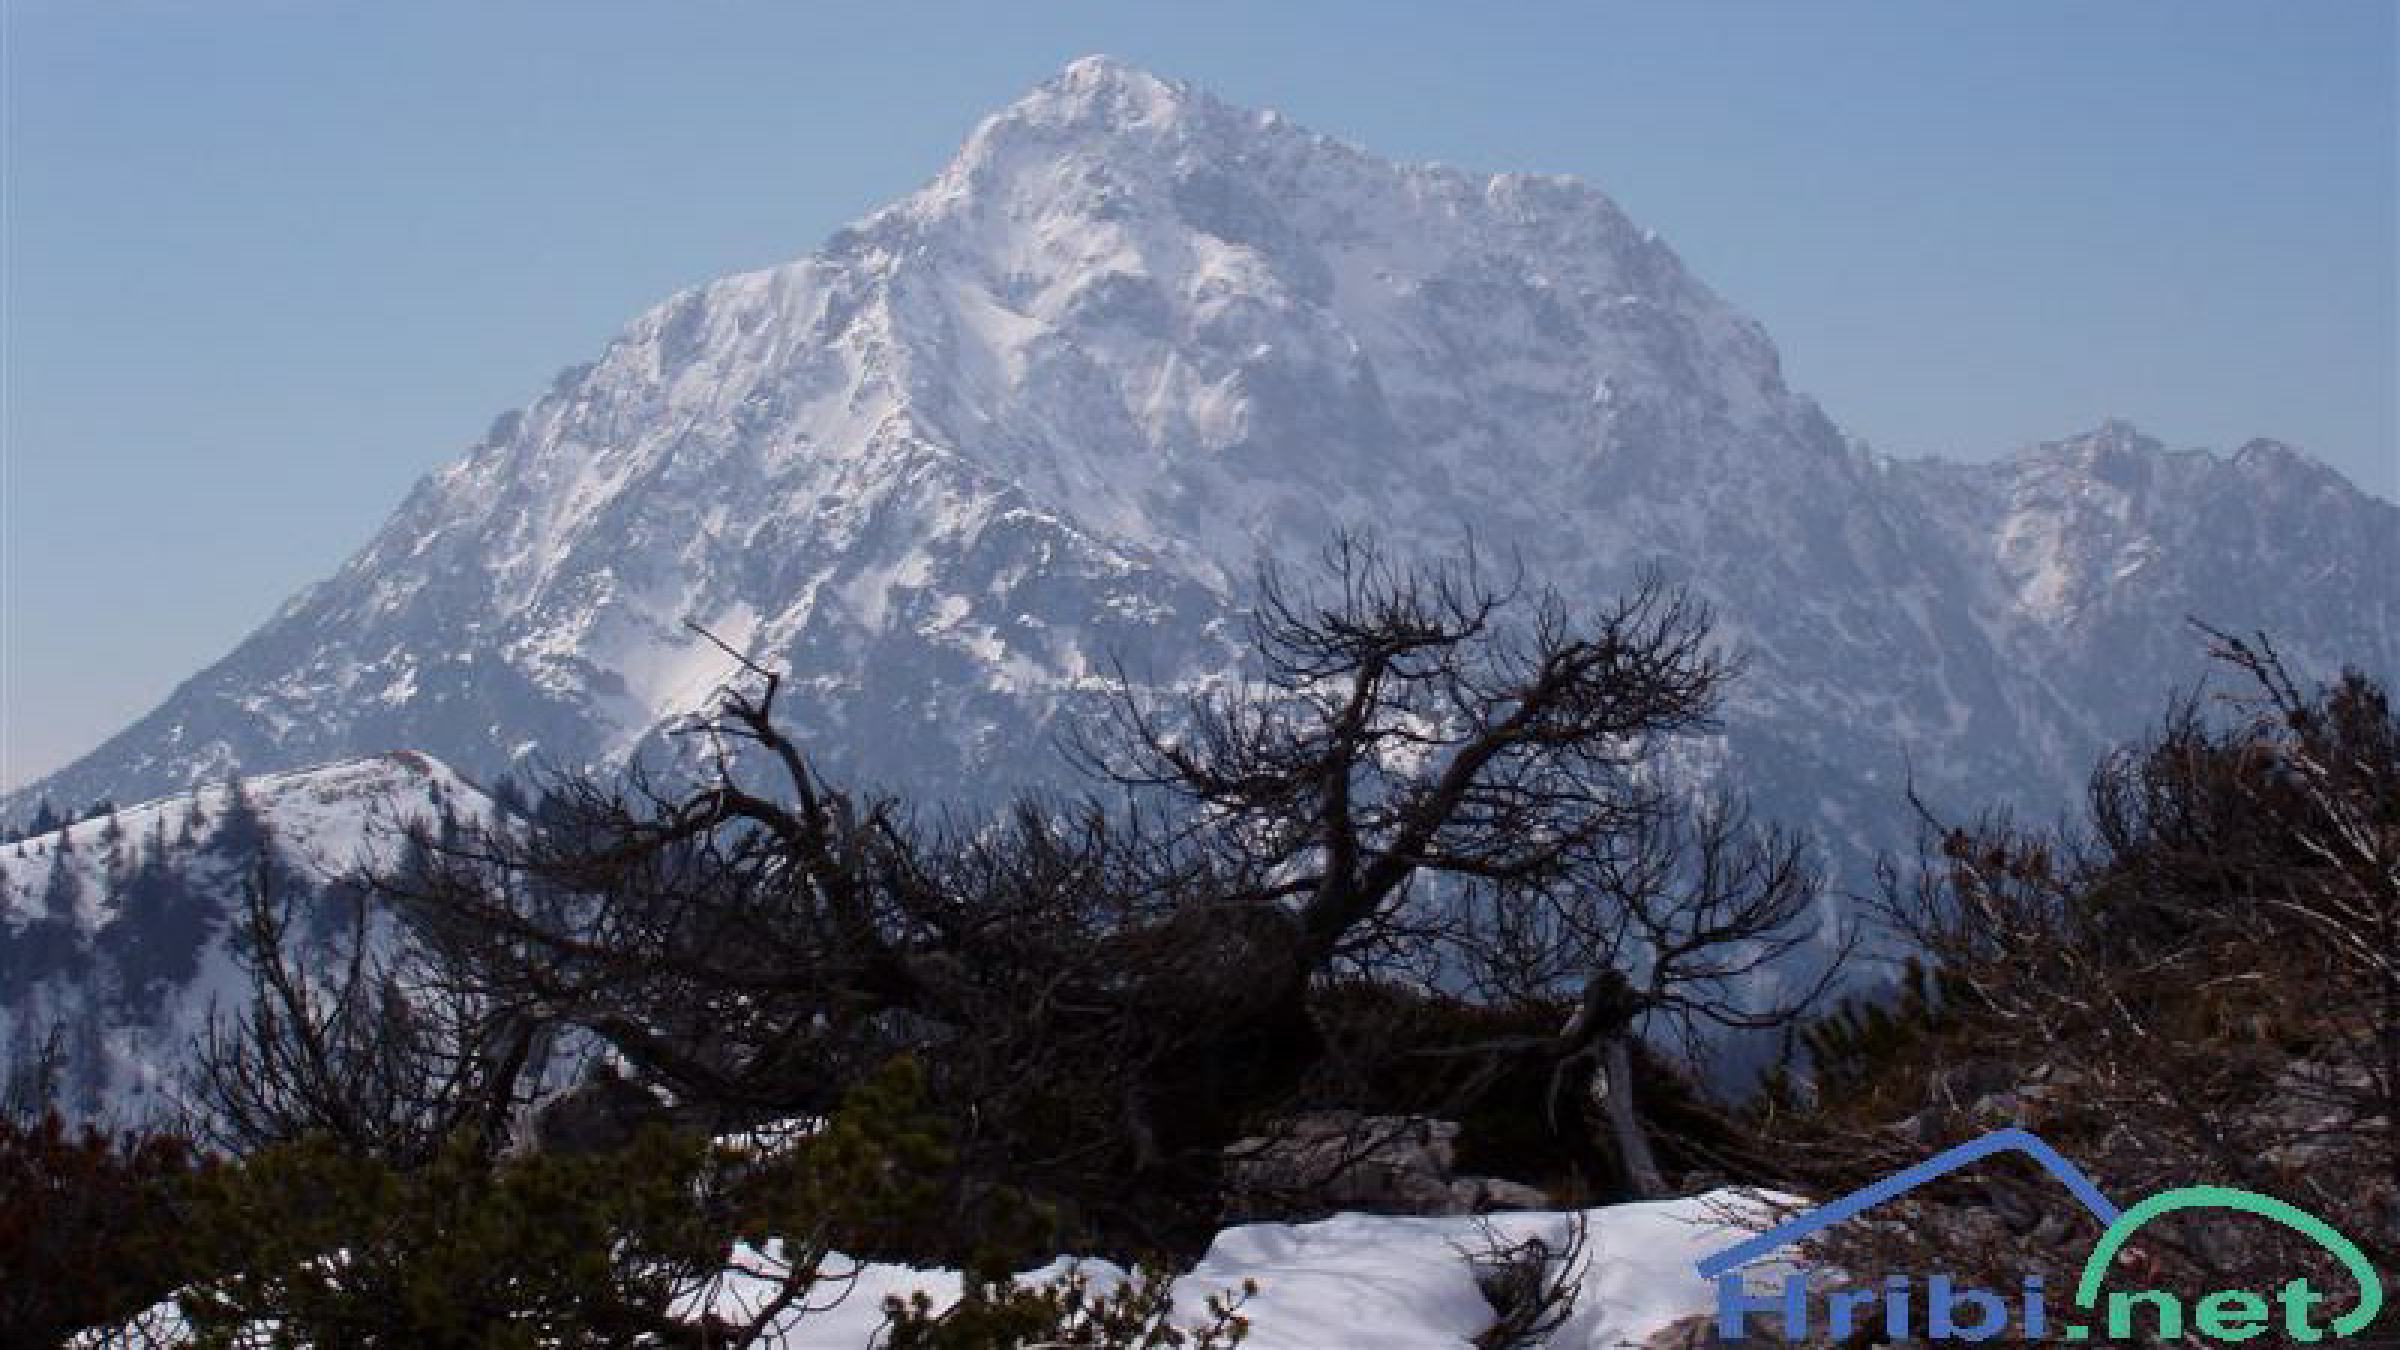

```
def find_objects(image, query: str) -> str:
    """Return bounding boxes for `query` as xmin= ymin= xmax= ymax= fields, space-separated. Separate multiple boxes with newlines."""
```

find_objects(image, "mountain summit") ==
xmin=13 ymin=59 xmax=2395 ymax=873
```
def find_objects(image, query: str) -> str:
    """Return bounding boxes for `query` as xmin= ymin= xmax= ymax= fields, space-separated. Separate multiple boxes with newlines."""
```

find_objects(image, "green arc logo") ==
xmin=2073 ymin=1185 xmax=2384 ymax=1340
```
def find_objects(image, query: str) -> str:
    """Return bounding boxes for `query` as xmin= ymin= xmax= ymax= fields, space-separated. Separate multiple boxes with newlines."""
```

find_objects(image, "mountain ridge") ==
xmin=10 ymin=57 xmax=2394 ymax=868
xmin=0 ymin=753 xmax=492 ymax=1114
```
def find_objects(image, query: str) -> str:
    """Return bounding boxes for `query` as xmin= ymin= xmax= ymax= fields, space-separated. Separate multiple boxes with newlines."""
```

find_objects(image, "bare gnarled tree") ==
xmin=345 ymin=537 xmax=1839 ymax=1250
xmin=1081 ymin=537 xmax=1840 ymax=1197
xmin=194 ymin=864 xmax=546 ymax=1164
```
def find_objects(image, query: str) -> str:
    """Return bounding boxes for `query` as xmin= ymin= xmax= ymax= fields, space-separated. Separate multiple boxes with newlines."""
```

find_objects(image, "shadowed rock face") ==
xmin=11 ymin=59 xmax=2394 ymax=909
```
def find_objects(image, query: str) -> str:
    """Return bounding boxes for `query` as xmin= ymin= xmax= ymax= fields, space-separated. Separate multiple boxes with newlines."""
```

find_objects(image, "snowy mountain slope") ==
xmin=0 ymin=754 xmax=492 ymax=1117
xmin=9 ymin=56 xmax=2395 ymax=885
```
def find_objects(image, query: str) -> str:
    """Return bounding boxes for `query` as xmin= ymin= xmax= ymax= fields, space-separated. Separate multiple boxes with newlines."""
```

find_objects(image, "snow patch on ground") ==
xmin=84 ymin=1190 xmax=1793 ymax=1348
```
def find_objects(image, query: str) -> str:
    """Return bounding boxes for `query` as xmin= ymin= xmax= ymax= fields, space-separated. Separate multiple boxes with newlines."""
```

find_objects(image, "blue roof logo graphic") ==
xmin=1694 ymin=1128 xmax=2121 ymax=1281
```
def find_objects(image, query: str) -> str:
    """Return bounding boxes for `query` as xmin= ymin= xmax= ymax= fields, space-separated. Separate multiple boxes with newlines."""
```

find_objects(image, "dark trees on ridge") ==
xmin=1775 ymin=635 xmax=2400 ymax=1331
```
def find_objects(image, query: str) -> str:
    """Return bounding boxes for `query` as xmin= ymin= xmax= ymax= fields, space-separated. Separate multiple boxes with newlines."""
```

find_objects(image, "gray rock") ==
xmin=1225 ymin=1112 xmax=1550 ymax=1218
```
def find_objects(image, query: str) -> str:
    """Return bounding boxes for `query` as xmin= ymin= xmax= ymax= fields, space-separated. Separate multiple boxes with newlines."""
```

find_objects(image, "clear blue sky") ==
xmin=3 ymin=1 xmax=2393 ymax=791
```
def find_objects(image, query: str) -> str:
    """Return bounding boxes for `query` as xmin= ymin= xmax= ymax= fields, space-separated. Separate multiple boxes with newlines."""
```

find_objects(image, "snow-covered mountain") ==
xmin=11 ymin=57 xmax=2395 ymax=884
xmin=0 ymin=754 xmax=491 ymax=1116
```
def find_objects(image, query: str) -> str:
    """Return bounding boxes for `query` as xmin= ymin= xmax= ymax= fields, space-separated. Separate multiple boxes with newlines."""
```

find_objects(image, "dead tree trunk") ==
xmin=1596 ymin=1032 xmax=1668 ymax=1200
